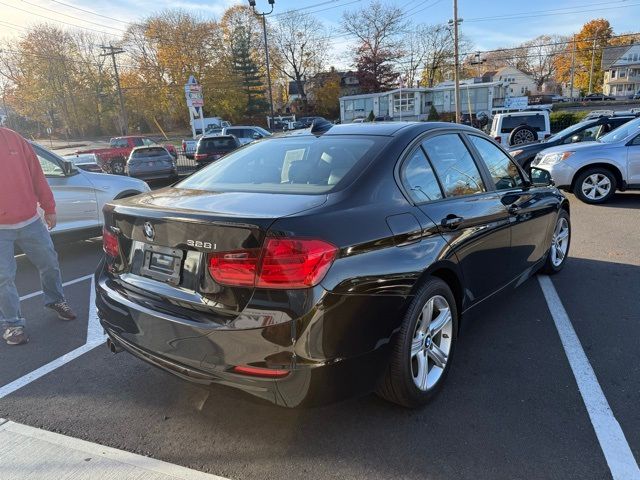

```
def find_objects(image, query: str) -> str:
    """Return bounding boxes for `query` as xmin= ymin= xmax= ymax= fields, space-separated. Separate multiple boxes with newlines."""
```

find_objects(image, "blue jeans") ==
xmin=0 ymin=219 xmax=65 ymax=328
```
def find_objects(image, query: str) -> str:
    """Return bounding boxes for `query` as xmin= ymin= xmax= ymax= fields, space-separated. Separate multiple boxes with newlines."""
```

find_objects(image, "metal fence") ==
xmin=175 ymin=148 xmax=198 ymax=176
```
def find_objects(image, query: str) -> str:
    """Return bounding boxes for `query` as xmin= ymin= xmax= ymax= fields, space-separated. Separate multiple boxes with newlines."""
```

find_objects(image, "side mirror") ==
xmin=61 ymin=159 xmax=78 ymax=176
xmin=252 ymin=132 xmax=262 ymax=139
xmin=530 ymin=167 xmax=554 ymax=187
xmin=571 ymin=134 xmax=581 ymax=143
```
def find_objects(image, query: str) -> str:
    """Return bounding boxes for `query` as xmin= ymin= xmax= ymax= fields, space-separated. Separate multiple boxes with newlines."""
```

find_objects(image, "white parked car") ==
xmin=531 ymin=116 xmax=640 ymax=204
xmin=490 ymin=110 xmax=551 ymax=146
xmin=32 ymin=142 xmax=150 ymax=241
xmin=221 ymin=126 xmax=272 ymax=145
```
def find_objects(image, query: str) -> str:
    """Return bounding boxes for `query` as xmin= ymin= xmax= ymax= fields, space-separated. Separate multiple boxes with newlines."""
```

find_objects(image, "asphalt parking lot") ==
xmin=1 ymin=192 xmax=639 ymax=480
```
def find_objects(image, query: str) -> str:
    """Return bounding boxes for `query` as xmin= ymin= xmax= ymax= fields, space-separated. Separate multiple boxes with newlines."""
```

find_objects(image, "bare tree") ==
xmin=419 ymin=24 xmax=472 ymax=87
xmin=342 ymin=1 xmax=406 ymax=92
xmin=522 ymin=34 xmax=568 ymax=89
xmin=271 ymin=11 xmax=327 ymax=111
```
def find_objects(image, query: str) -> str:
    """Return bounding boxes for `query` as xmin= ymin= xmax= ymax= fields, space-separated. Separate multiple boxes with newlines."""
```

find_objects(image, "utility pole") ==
xmin=100 ymin=44 xmax=128 ymax=135
xmin=588 ymin=29 xmax=600 ymax=95
xmin=249 ymin=0 xmax=275 ymax=130
xmin=450 ymin=0 xmax=461 ymax=123
xmin=569 ymin=35 xmax=576 ymax=101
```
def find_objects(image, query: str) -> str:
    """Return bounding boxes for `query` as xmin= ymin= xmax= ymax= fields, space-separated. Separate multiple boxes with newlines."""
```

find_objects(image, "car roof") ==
xmin=277 ymin=121 xmax=479 ymax=138
xmin=130 ymin=145 xmax=167 ymax=151
xmin=201 ymin=134 xmax=237 ymax=140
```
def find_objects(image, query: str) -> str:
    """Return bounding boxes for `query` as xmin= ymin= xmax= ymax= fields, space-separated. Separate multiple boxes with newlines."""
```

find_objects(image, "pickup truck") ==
xmin=78 ymin=136 xmax=177 ymax=174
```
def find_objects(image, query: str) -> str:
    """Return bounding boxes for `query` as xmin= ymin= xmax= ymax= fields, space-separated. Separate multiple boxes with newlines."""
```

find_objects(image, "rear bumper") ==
xmin=95 ymin=266 xmax=407 ymax=407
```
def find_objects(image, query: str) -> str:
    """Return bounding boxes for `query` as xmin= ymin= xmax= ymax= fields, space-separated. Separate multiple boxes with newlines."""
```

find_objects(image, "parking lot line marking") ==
xmin=0 ymin=419 xmax=230 ymax=479
xmin=538 ymin=275 xmax=640 ymax=480
xmin=2 ymin=278 xmax=106 ymax=399
xmin=19 ymin=274 xmax=93 ymax=302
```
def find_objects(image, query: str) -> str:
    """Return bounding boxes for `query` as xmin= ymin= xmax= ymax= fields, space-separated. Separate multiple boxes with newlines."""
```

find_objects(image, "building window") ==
xmin=393 ymin=92 xmax=415 ymax=114
xmin=620 ymin=71 xmax=626 ymax=78
xmin=344 ymin=101 xmax=353 ymax=112
xmin=611 ymin=70 xmax=616 ymax=79
xmin=634 ymin=53 xmax=639 ymax=62
xmin=433 ymin=91 xmax=444 ymax=107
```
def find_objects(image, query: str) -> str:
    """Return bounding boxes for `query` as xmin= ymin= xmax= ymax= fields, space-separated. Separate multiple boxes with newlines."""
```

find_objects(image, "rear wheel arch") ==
xmin=570 ymin=162 xmax=623 ymax=191
xmin=411 ymin=264 xmax=464 ymax=321
xmin=113 ymin=189 xmax=142 ymax=200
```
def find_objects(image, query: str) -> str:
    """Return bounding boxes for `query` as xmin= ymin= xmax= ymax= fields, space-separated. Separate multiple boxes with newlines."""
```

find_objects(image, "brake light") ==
xmin=207 ymin=238 xmax=337 ymax=289
xmin=494 ymin=136 xmax=501 ymax=143
xmin=232 ymin=365 xmax=289 ymax=378
xmin=194 ymin=153 xmax=207 ymax=160
xmin=102 ymin=227 xmax=119 ymax=257
xmin=208 ymin=249 xmax=260 ymax=286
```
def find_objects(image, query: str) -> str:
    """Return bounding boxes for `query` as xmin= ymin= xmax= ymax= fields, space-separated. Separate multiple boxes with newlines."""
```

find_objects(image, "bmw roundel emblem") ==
xmin=143 ymin=222 xmax=155 ymax=241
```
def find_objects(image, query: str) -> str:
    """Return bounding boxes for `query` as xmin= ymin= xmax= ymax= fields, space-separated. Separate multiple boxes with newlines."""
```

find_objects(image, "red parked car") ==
xmin=78 ymin=136 xmax=177 ymax=174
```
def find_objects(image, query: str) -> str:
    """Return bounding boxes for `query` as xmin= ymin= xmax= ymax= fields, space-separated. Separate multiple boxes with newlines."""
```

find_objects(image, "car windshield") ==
xmin=198 ymin=137 xmax=237 ymax=152
xmin=599 ymin=117 xmax=640 ymax=143
xmin=545 ymin=120 xmax=595 ymax=142
xmin=66 ymin=154 xmax=95 ymax=164
xmin=133 ymin=147 xmax=167 ymax=158
xmin=178 ymin=136 xmax=381 ymax=194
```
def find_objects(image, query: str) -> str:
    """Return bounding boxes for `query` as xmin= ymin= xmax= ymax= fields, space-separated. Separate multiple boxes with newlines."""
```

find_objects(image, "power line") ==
xmin=19 ymin=0 xmax=128 ymax=32
xmin=47 ymin=0 xmax=132 ymax=24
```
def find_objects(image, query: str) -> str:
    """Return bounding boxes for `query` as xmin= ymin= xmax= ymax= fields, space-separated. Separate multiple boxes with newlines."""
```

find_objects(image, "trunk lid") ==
xmin=102 ymin=188 xmax=327 ymax=324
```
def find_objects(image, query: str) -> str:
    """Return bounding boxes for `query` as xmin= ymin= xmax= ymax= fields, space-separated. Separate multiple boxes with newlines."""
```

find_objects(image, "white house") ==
xmin=482 ymin=66 xmax=537 ymax=97
xmin=339 ymin=80 xmax=507 ymax=123
xmin=602 ymin=43 xmax=640 ymax=97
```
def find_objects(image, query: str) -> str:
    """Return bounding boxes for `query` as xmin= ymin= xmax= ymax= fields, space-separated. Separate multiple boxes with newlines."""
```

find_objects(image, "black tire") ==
xmin=508 ymin=125 xmax=537 ymax=146
xmin=573 ymin=168 xmax=616 ymax=204
xmin=110 ymin=158 xmax=126 ymax=175
xmin=376 ymin=277 xmax=458 ymax=408
xmin=541 ymin=209 xmax=571 ymax=274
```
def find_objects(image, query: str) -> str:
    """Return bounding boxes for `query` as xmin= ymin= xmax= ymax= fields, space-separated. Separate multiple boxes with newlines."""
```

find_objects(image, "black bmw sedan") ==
xmin=96 ymin=122 xmax=571 ymax=408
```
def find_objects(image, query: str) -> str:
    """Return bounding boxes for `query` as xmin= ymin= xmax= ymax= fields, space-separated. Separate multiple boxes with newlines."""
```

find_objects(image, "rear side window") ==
xmin=468 ymin=135 xmax=523 ymax=190
xmin=227 ymin=128 xmax=247 ymax=138
xmin=198 ymin=137 xmax=238 ymax=152
xmin=402 ymin=148 xmax=443 ymax=202
xmin=133 ymin=147 xmax=166 ymax=158
xmin=110 ymin=138 xmax=128 ymax=148
xmin=500 ymin=114 xmax=546 ymax=133
xmin=178 ymin=136 xmax=381 ymax=194
xmin=422 ymin=134 xmax=485 ymax=197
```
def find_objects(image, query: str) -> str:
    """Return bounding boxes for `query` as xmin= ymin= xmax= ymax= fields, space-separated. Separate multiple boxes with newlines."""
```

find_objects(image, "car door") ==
xmin=466 ymin=134 xmax=557 ymax=278
xmin=33 ymin=145 xmax=99 ymax=233
xmin=627 ymin=134 xmax=640 ymax=185
xmin=416 ymin=132 xmax=512 ymax=302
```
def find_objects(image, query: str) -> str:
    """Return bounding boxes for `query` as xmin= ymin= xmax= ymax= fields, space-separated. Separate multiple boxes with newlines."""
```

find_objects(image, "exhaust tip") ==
xmin=106 ymin=338 xmax=122 ymax=354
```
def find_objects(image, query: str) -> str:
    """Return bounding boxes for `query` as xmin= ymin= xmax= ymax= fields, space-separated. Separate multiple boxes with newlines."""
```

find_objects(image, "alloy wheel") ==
xmin=513 ymin=130 xmax=535 ymax=144
xmin=581 ymin=173 xmax=611 ymax=200
xmin=550 ymin=216 xmax=570 ymax=267
xmin=111 ymin=161 xmax=125 ymax=174
xmin=410 ymin=295 xmax=453 ymax=391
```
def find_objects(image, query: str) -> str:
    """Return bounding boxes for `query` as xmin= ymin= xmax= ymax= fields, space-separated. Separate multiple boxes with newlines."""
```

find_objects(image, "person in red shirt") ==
xmin=0 ymin=127 xmax=77 ymax=345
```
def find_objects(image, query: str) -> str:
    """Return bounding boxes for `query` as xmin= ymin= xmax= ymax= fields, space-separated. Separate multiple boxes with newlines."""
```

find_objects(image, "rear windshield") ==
xmin=198 ymin=137 xmax=237 ymax=152
xmin=132 ymin=147 xmax=167 ymax=158
xmin=500 ymin=114 xmax=546 ymax=133
xmin=178 ymin=136 xmax=380 ymax=194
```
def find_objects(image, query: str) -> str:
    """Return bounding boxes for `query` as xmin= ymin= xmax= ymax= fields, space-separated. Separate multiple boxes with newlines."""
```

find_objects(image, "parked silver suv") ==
xmin=531 ymin=117 xmax=640 ymax=203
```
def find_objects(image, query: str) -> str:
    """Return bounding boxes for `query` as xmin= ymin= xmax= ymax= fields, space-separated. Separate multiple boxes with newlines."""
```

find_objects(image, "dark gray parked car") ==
xmin=126 ymin=146 xmax=178 ymax=182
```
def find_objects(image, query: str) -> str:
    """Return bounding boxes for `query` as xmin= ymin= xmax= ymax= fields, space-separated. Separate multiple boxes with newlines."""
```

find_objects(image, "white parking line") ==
xmin=19 ymin=274 xmax=93 ymax=302
xmin=538 ymin=275 xmax=640 ymax=480
xmin=1 ymin=277 xmax=106 ymax=399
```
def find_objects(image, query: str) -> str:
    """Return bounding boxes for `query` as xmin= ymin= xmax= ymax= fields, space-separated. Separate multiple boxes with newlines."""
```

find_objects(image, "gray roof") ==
xmin=601 ymin=44 xmax=635 ymax=69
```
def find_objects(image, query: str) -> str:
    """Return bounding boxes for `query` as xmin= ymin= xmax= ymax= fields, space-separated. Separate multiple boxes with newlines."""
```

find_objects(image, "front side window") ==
xmin=468 ymin=135 xmax=523 ymax=190
xmin=422 ymin=134 xmax=485 ymax=197
xmin=402 ymin=148 xmax=443 ymax=203
xmin=34 ymin=146 xmax=65 ymax=177
xmin=178 ymin=136 xmax=382 ymax=194
xmin=562 ymin=124 xmax=600 ymax=143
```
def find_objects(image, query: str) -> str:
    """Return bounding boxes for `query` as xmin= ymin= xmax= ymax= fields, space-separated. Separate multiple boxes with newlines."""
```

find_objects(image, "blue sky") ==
xmin=1 ymin=0 xmax=639 ymax=67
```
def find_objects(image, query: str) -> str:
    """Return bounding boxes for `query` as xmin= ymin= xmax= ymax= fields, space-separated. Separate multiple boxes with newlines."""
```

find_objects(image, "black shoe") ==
xmin=3 ymin=326 xmax=29 ymax=345
xmin=46 ymin=301 xmax=77 ymax=321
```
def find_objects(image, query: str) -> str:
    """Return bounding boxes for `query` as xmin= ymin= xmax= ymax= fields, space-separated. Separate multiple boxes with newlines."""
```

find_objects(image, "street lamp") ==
xmin=249 ymin=0 xmax=275 ymax=129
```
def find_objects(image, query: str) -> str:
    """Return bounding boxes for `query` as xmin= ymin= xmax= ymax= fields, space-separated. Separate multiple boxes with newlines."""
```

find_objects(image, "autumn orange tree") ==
xmin=555 ymin=19 xmax=613 ymax=95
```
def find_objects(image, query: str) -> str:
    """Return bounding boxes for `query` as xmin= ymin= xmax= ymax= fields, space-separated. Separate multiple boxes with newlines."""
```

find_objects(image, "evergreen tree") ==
xmin=230 ymin=26 xmax=268 ymax=119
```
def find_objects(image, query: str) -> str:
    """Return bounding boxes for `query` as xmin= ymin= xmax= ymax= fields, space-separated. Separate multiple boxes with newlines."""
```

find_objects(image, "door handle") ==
xmin=508 ymin=204 xmax=521 ymax=215
xmin=441 ymin=215 xmax=464 ymax=229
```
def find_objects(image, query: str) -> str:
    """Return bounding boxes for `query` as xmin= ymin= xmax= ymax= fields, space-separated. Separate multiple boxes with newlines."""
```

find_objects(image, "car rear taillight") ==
xmin=194 ymin=153 xmax=207 ymax=161
xmin=102 ymin=227 xmax=119 ymax=257
xmin=208 ymin=249 xmax=260 ymax=286
xmin=207 ymin=238 xmax=337 ymax=289
xmin=494 ymin=136 xmax=501 ymax=143
xmin=232 ymin=365 xmax=289 ymax=378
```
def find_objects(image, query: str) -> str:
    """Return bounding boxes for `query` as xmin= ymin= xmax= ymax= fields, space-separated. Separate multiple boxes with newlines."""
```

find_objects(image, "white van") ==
xmin=490 ymin=110 xmax=551 ymax=146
